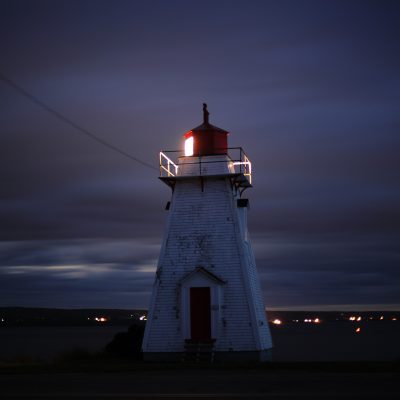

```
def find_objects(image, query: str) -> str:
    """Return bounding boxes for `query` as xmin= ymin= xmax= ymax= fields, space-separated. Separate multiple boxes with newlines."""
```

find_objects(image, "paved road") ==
xmin=1 ymin=369 xmax=399 ymax=399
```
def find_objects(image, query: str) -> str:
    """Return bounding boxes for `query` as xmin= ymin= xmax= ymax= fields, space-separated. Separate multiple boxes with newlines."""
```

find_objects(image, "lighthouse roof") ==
xmin=188 ymin=103 xmax=228 ymax=135
xmin=190 ymin=121 xmax=228 ymax=134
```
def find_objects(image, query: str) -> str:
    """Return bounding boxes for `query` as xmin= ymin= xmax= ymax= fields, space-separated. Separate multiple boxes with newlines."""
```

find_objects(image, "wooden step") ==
xmin=182 ymin=339 xmax=215 ymax=363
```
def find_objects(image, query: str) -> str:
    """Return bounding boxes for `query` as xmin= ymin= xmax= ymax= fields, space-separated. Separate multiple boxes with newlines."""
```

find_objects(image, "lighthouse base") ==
xmin=143 ymin=349 xmax=272 ymax=363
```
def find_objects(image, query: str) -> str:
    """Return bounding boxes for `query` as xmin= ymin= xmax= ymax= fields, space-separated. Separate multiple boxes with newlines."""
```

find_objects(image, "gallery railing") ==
xmin=159 ymin=147 xmax=252 ymax=185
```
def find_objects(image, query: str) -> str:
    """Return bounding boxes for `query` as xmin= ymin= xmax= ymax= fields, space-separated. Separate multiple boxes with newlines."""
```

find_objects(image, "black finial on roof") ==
xmin=190 ymin=104 xmax=228 ymax=134
xmin=203 ymin=103 xmax=209 ymax=124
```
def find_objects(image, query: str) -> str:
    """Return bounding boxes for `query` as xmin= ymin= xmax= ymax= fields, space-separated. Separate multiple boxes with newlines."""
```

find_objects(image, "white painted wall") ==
xmin=142 ymin=176 xmax=272 ymax=354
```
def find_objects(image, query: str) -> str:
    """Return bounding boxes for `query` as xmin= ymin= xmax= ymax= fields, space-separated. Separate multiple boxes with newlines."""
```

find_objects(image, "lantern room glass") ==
xmin=185 ymin=136 xmax=194 ymax=156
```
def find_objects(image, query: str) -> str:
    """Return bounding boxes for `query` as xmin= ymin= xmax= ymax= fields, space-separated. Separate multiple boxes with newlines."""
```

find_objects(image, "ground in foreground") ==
xmin=1 ymin=361 xmax=399 ymax=399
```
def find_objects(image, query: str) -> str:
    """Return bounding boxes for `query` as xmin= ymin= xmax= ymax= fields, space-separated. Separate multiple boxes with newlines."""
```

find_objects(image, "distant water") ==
xmin=0 ymin=322 xmax=399 ymax=362
xmin=271 ymin=322 xmax=400 ymax=362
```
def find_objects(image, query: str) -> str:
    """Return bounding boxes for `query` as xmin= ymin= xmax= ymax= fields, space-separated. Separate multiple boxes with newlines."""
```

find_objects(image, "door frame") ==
xmin=180 ymin=268 xmax=223 ymax=340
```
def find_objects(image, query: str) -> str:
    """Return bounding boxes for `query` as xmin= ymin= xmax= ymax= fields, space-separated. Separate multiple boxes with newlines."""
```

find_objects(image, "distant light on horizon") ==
xmin=272 ymin=319 xmax=282 ymax=325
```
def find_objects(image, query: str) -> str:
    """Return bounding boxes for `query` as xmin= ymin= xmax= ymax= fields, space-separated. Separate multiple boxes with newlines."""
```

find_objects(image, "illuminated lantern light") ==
xmin=272 ymin=319 xmax=282 ymax=325
xmin=355 ymin=327 xmax=361 ymax=333
xmin=184 ymin=136 xmax=194 ymax=156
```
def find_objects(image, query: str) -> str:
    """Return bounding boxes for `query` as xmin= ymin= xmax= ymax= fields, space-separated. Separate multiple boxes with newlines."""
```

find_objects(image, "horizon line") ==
xmin=1 ymin=304 xmax=400 ymax=312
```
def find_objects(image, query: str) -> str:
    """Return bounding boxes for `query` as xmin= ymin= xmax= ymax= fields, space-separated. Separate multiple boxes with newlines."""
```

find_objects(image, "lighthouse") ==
xmin=142 ymin=105 xmax=273 ymax=362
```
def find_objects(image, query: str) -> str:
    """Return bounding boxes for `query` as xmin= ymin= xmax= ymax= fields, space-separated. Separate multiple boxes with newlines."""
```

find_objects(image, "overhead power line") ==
xmin=0 ymin=71 xmax=157 ymax=171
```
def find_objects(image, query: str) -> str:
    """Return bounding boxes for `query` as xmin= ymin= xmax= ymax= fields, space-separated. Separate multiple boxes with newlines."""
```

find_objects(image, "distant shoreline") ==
xmin=1 ymin=307 xmax=399 ymax=327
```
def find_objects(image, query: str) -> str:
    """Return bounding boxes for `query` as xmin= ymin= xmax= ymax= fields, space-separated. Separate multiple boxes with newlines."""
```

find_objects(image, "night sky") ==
xmin=1 ymin=0 xmax=399 ymax=310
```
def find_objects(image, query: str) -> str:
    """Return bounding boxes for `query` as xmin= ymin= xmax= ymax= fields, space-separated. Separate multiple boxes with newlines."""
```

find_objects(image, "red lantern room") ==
xmin=184 ymin=103 xmax=228 ymax=157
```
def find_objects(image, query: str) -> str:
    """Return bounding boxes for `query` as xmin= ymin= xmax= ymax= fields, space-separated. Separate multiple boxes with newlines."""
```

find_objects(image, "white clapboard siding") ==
xmin=142 ymin=175 xmax=273 ymax=356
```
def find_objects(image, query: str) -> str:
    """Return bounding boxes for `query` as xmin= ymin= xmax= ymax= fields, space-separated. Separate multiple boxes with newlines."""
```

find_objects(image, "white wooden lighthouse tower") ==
xmin=142 ymin=105 xmax=272 ymax=362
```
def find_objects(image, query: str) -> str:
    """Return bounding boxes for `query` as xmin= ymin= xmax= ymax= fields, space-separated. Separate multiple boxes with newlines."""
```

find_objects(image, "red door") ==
xmin=190 ymin=287 xmax=211 ymax=340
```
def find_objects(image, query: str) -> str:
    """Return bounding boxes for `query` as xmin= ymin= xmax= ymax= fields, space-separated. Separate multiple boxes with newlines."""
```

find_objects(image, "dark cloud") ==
xmin=1 ymin=0 xmax=399 ymax=309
